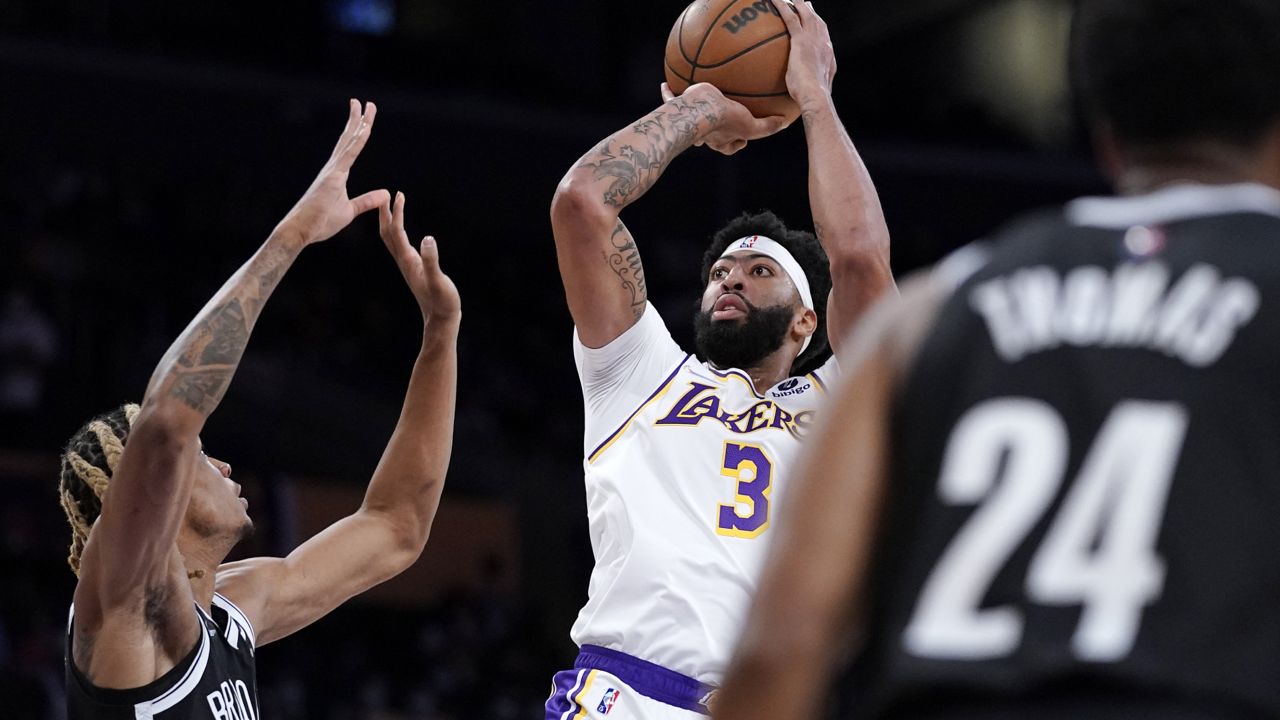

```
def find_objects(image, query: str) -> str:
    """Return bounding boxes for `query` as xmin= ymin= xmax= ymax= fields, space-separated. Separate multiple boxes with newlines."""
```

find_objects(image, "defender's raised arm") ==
xmin=66 ymin=100 xmax=387 ymax=695
xmin=216 ymin=192 xmax=461 ymax=645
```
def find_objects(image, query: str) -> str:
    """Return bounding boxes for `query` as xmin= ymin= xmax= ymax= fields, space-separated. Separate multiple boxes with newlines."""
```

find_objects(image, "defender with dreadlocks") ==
xmin=58 ymin=99 xmax=461 ymax=719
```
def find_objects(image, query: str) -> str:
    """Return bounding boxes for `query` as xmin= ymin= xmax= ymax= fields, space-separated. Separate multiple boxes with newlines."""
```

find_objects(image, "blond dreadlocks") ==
xmin=58 ymin=403 xmax=141 ymax=576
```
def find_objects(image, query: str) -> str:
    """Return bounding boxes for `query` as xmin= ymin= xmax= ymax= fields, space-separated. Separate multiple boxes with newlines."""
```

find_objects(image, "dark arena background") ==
xmin=0 ymin=1 xmax=1102 ymax=717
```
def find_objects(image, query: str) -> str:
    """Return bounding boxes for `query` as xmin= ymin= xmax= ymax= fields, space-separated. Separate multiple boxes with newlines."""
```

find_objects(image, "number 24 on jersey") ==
xmin=905 ymin=399 xmax=1189 ymax=663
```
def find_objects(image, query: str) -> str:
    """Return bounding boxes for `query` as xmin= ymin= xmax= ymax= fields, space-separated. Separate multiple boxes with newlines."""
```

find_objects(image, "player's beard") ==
xmin=693 ymin=297 xmax=794 ymax=371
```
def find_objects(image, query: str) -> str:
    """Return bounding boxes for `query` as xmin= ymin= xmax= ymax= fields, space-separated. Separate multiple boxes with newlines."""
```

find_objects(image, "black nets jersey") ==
xmin=853 ymin=184 xmax=1280 ymax=720
xmin=67 ymin=592 xmax=259 ymax=720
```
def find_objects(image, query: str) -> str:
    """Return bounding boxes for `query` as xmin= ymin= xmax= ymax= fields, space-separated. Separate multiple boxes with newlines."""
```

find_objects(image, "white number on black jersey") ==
xmin=903 ymin=399 xmax=1188 ymax=662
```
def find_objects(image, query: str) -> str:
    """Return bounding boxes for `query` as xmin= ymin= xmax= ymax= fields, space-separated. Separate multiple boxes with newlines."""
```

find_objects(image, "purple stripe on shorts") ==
xmin=545 ymin=668 xmax=586 ymax=720
xmin=575 ymin=645 xmax=716 ymax=715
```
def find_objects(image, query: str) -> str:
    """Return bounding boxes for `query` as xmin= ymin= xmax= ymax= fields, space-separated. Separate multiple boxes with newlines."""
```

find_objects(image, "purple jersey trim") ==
xmin=809 ymin=370 xmax=828 ymax=394
xmin=575 ymin=644 xmax=715 ymax=715
xmin=587 ymin=354 xmax=691 ymax=462
xmin=705 ymin=365 xmax=767 ymax=400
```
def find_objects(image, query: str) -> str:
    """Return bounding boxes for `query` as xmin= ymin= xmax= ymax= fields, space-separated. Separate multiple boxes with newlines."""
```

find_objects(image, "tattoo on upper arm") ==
xmin=583 ymin=97 xmax=720 ymax=209
xmin=606 ymin=221 xmax=647 ymax=319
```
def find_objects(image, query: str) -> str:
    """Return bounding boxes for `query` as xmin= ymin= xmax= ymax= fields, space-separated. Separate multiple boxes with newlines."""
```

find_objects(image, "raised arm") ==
xmin=81 ymin=99 xmax=387 ymax=607
xmin=716 ymin=275 xmax=946 ymax=720
xmin=216 ymin=191 xmax=461 ymax=646
xmin=774 ymin=0 xmax=895 ymax=353
xmin=551 ymin=84 xmax=787 ymax=347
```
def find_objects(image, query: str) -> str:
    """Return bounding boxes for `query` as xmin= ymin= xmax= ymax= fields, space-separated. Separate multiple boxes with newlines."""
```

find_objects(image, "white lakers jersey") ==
xmin=570 ymin=303 xmax=837 ymax=685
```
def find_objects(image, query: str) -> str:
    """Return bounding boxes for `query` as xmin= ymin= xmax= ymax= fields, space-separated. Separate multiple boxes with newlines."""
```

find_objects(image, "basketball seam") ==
xmin=690 ymin=0 xmax=745 ymax=83
xmin=665 ymin=59 xmax=695 ymax=86
xmin=692 ymin=30 xmax=788 ymax=70
xmin=678 ymin=5 xmax=698 ymax=66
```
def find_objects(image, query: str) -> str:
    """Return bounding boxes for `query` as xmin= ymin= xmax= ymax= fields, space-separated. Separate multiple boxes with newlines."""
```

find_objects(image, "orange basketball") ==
xmin=664 ymin=0 xmax=799 ymax=122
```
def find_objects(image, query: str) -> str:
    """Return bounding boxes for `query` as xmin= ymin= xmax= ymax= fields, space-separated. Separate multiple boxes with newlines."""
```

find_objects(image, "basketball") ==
xmin=664 ymin=0 xmax=800 ymax=122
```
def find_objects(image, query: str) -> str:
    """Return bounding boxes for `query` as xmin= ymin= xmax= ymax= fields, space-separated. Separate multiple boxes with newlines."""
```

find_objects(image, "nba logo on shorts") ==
xmin=597 ymin=688 xmax=620 ymax=714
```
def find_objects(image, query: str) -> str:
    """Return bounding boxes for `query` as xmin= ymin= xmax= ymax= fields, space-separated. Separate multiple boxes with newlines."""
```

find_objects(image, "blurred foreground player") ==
xmin=718 ymin=0 xmax=1280 ymax=718
xmin=546 ymin=1 xmax=894 ymax=718
xmin=58 ymin=100 xmax=462 ymax=719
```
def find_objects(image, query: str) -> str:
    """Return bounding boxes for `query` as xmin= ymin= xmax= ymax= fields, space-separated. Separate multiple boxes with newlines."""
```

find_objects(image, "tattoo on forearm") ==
xmin=605 ymin=221 xmax=647 ymax=318
xmin=169 ymin=367 xmax=232 ymax=414
xmin=584 ymin=96 xmax=721 ymax=209
xmin=168 ymin=299 xmax=245 ymax=414
xmin=247 ymin=242 xmax=291 ymax=314
xmin=196 ymin=300 xmax=248 ymax=365
xmin=163 ymin=243 xmax=296 ymax=415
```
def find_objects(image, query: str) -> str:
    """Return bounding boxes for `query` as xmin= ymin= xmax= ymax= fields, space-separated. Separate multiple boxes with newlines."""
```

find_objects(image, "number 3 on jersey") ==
xmin=717 ymin=442 xmax=774 ymax=538
xmin=904 ymin=399 xmax=1188 ymax=663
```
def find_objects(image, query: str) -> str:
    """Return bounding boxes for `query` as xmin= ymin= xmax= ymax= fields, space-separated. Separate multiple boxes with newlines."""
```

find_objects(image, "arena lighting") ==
xmin=955 ymin=0 xmax=1075 ymax=147
xmin=328 ymin=0 xmax=395 ymax=36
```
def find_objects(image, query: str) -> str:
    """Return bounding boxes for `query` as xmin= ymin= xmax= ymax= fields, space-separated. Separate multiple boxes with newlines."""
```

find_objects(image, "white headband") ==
xmin=719 ymin=235 xmax=816 ymax=354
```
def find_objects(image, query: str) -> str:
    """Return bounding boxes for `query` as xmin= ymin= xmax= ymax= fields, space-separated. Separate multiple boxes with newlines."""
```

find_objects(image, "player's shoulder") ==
xmin=979 ymin=205 xmax=1090 ymax=264
xmin=210 ymin=591 xmax=258 ymax=651
xmin=213 ymin=557 xmax=278 ymax=637
xmin=992 ymin=205 xmax=1074 ymax=239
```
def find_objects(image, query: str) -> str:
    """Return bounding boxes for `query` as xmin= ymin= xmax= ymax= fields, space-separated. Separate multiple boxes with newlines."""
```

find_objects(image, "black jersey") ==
xmin=67 ymin=592 xmax=259 ymax=720
xmin=855 ymin=184 xmax=1280 ymax=720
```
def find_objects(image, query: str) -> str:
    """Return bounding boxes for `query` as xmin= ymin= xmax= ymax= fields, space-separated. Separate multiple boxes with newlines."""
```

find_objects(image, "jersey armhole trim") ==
xmin=213 ymin=592 xmax=257 ymax=648
xmin=65 ymin=602 xmax=212 ymax=712
xmin=587 ymin=354 xmax=691 ymax=464
xmin=142 ymin=613 xmax=211 ymax=714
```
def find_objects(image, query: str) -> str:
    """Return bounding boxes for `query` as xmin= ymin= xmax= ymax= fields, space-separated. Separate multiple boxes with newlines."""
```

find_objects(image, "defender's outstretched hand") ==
xmin=771 ymin=0 xmax=837 ymax=113
xmin=661 ymin=82 xmax=788 ymax=156
xmin=277 ymin=99 xmax=391 ymax=246
xmin=378 ymin=192 xmax=462 ymax=324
